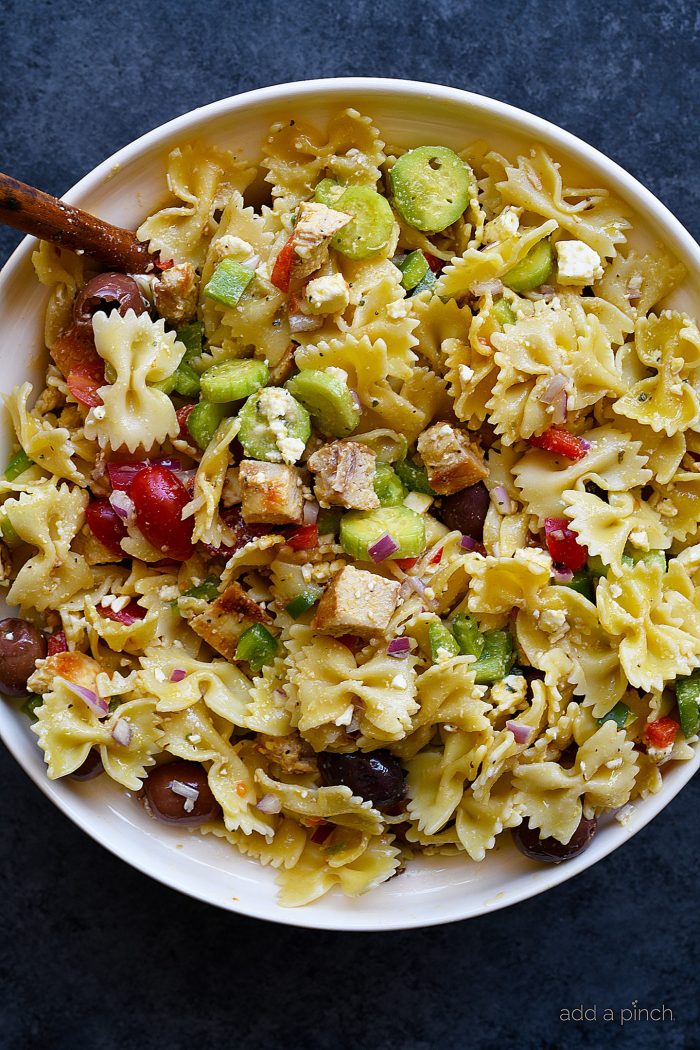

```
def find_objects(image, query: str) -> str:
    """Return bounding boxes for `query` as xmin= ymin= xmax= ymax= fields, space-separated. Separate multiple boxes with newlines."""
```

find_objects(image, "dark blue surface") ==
xmin=1 ymin=2 xmax=699 ymax=1047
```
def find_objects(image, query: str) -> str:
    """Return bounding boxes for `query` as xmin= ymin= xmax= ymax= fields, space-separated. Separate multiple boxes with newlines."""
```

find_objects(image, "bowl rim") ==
xmin=1 ymin=76 xmax=699 ymax=931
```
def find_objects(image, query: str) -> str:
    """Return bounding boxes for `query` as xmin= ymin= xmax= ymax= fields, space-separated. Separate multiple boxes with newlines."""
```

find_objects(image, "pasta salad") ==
xmin=1 ymin=108 xmax=699 ymax=907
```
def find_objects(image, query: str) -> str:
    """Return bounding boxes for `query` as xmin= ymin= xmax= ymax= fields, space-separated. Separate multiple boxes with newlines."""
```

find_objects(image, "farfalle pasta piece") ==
xmin=85 ymin=310 xmax=184 ymax=453
xmin=613 ymin=311 xmax=700 ymax=436
xmin=465 ymin=547 xmax=552 ymax=618
xmin=5 ymin=383 xmax=85 ymax=484
xmin=32 ymin=241 xmax=87 ymax=349
xmin=137 ymin=143 xmax=255 ymax=268
xmin=406 ymin=726 xmax=495 ymax=835
xmin=255 ymin=770 xmax=384 ymax=836
xmin=263 ymin=108 xmax=386 ymax=210
xmin=275 ymin=834 xmax=400 ymax=908
xmin=4 ymin=481 xmax=91 ymax=612
xmin=32 ymin=678 xmax=160 ymax=789
xmin=513 ymin=720 xmax=638 ymax=843
xmin=594 ymin=243 xmax=686 ymax=318
xmin=512 ymin=424 xmax=652 ymax=524
xmin=652 ymin=471 xmax=700 ymax=543
xmin=184 ymin=417 xmax=239 ymax=547
xmin=437 ymin=219 xmax=557 ymax=300
xmin=139 ymin=649 xmax=254 ymax=727
xmin=455 ymin=779 xmax=523 ymax=861
xmin=563 ymin=490 xmax=670 ymax=572
xmin=286 ymin=627 xmax=418 ymax=747
xmin=201 ymin=816 xmax=307 ymax=870
xmin=411 ymin=292 xmax=472 ymax=374
xmin=334 ymin=258 xmax=417 ymax=370
xmin=496 ymin=146 xmax=629 ymax=258
xmin=597 ymin=559 xmax=700 ymax=691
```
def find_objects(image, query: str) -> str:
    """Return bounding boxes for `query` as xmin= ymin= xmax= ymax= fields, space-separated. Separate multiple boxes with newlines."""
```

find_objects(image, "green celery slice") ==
xmin=204 ymin=259 xmax=255 ymax=307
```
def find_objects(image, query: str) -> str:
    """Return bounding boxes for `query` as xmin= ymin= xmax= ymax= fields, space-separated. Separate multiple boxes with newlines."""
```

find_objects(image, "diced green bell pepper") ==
xmin=411 ymin=268 xmax=437 ymax=296
xmin=317 ymin=507 xmax=343 ymax=538
xmin=452 ymin=613 xmax=485 ymax=659
xmin=373 ymin=463 xmax=407 ymax=506
xmin=472 ymin=630 xmax=514 ymax=684
xmin=285 ymin=586 xmax=323 ymax=619
xmin=596 ymin=701 xmax=635 ymax=729
xmin=398 ymin=250 xmax=430 ymax=291
xmin=492 ymin=298 xmax=517 ymax=327
xmin=0 ymin=513 xmax=20 ymax=548
xmin=429 ymin=621 xmax=460 ymax=663
xmin=235 ymin=623 xmax=278 ymax=674
xmin=564 ymin=569 xmax=595 ymax=602
xmin=395 ymin=458 xmax=436 ymax=496
xmin=21 ymin=694 xmax=43 ymax=719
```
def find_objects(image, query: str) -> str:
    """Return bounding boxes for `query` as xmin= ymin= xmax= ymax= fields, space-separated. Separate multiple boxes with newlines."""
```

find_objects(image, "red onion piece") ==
xmin=108 ymin=489 xmax=135 ymax=521
xmin=540 ymin=374 xmax=568 ymax=405
xmin=151 ymin=457 xmax=182 ymax=471
xmin=169 ymin=669 xmax=187 ymax=683
xmin=350 ymin=389 xmax=361 ymax=411
xmin=460 ymin=534 xmax=477 ymax=551
xmin=387 ymin=637 xmax=411 ymax=658
xmin=470 ymin=278 xmax=503 ymax=297
xmin=107 ymin=462 xmax=145 ymax=492
xmin=506 ymin=720 xmax=533 ymax=745
xmin=58 ymin=676 xmax=109 ymax=717
xmin=256 ymin=793 xmax=283 ymax=815
xmin=492 ymin=485 xmax=514 ymax=514
xmin=367 ymin=532 xmax=399 ymax=563
xmin=170 ymin=780 xmax=200 ymax=814
xmin=553 ymin=567 xmax=574 ymax=584
xmin=289 ymin=313 xmax=323 ymax=333
xmin=303 ymin=501 xmax=320 ymax=525
xmin=111 ymin=718 xmax=132 ymax=747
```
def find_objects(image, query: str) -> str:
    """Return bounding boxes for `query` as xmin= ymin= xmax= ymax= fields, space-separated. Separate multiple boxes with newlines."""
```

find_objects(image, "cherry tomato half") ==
xmin=130 ymin=466 xmax=194 ymax=561
xmin=85 ymin=498 xmax=128 ymax=554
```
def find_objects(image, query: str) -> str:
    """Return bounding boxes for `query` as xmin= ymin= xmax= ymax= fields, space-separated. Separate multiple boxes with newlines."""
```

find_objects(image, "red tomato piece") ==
xmin=544 ymin=517 xmax=588 ymax=572
xmin=395 ymin=557 xmax=418 ymax=572
xmin=51 ymin=324 xmax=101 ymax=378
xmin=429 ymin=546 xmax=444 ymax=565
xmin=424 ymin=253 xmax=444 ymax=274
xmin=85 ymin=498 xmax=128 ymax=554
xmin=67 ymin=361 xmax=105 ymax=408
xmin=286 ymin=523 xmax=318 ymax=551
xmin=645 ymin=716 xmax=680 ymax=749
xmin=98 ymin=600 xmax=146 ymax=626
xmin=130 ymin=466 xmax=194 ymax=561
xmin=270 ymin=237 xmax=295 ymax=293
xmin=176 ymin=403 xmax=196 ymax=440
xmin=310 ymin=821 xmax=334 ymax=844
xmin=47 ymin=631 xmax=68 ymax=656
xmin=529 ymin=427 xmax=589 ymax=462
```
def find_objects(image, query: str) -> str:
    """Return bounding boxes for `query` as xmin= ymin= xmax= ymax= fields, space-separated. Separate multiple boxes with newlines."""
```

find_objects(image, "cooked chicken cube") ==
xmin=312 ymin=565 xmax=400 ymax=637
xmin=291 ymin=202 xmax=351 ymax=282
xmin=239 ymin=461 xmax=304 ymax=524
xmin=256 ymin=732 xmax=318 ymax=774
xmin=153 ymin=262 xmax=199 ymax=323
xmin=416 ymin=423 xmax=488 ymax=495
xmin=189 ymin=582 xmax=272 ymax=662
xmin=308 ymin=441 xmax=379 ymax=511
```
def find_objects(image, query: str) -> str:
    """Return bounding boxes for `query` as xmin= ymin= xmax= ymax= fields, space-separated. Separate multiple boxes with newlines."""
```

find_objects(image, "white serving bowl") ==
xmin=1 ymin=78 xmax=698 ymax=931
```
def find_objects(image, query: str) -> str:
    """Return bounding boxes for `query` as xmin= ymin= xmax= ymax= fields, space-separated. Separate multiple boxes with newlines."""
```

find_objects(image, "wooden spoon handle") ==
xmin=0 ymin=171 xmax=157 ymax=274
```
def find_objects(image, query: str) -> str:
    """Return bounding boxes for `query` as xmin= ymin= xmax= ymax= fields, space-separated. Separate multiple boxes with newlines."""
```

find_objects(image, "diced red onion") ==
xmin=169 ymin=669 xmax=187 ymax=683
xmin=492 ymin=485 xmax=514 ymax=514
xmin=151 ymin=457 xmax=182 ymax=471
xmin=111 ymin=718 xmax=132 ymax=747
xmin=387 ymin=636 xmax=411 ymax=658
xmin=303 ymin=501 xmax=320 ymax=525
xmin=540 ymin=374 xmax=568 ymax=404
xmin=460 ymin=534 xmax=478 ymax=551
xmin=350 ymin=390 xmax=361 ymax=411
xmin=256 ymin=793 xmax=283 ymax=815
xmin=107 ymin=462 xmax=145 ymax=492
xmin=470 ymin=278 xmax=503 ymax=297
xmin=171 ymin=780 xmax=199 ymax=813
xmin=367 ymin=532 xmax=399 ymax=563
xmin=580 ymin=438 xmax=591 ymax=451
xmin=400 ymin=575 xmax=426 ymax=599
xmin=109 ymin=489 xmax=135 ymax=521
xmin=506 ymin=721 xmax=533 ymax=745
xmin=58 ymin=676 xmax=109 ymax=717
xmin=553 ymin=567 xmax=574 ymax=584
xmin=289 ymin=313 xmax=323 ymax=333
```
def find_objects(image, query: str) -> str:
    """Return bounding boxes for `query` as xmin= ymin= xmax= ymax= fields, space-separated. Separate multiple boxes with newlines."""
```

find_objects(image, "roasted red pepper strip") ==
xmin=395 ymin=557 xmax=418 ymax=572
xmin=424 ymin=252 xmax=444 ymax=274
xmin=529 ymin=426 xmax=589 ymax=462
xmin=286 ymin=523 xmax=318 ymax=551
xmin=47 ymin=631 xmax=68 ymax=656
xmin=544 ymin=517 xmax=588 ymax=572
xmin=429 ymin=546 xmax=444 ymax=565
xmin=176 ymin=403 xmax=196 ymax=440
xmin=270 ymin=236 xmax=295 ymax=293
xmin=645 ymin=716 xmax=680 ymax=749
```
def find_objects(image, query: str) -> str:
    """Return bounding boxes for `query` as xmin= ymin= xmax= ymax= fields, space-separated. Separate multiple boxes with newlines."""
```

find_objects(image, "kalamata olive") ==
xmin=144 ymin=760 xmax=220 ymax=826
xmin=73 ymin=272 xmax=146 ymax=330
xmin=70 ymin=748 xmax=104 ymax=781
xmin=0 ymin=618 xmax=47 ymax=696
xmin=317 ymin=750 xmax=406 ymax=810
xmin=438 ymin=480 xmax=490 ymax=540
xmin=512 ymin=816 xmax=598 ymax=864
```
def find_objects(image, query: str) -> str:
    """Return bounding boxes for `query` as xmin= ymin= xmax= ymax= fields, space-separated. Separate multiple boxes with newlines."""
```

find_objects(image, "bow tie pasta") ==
xmin=2 ymin=109 xmax=700 ymax=908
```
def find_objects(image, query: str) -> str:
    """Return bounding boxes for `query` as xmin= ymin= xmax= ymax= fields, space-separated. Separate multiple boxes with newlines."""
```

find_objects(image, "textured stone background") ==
xmin=1 ymin=1 xmax=699 ymax=1047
